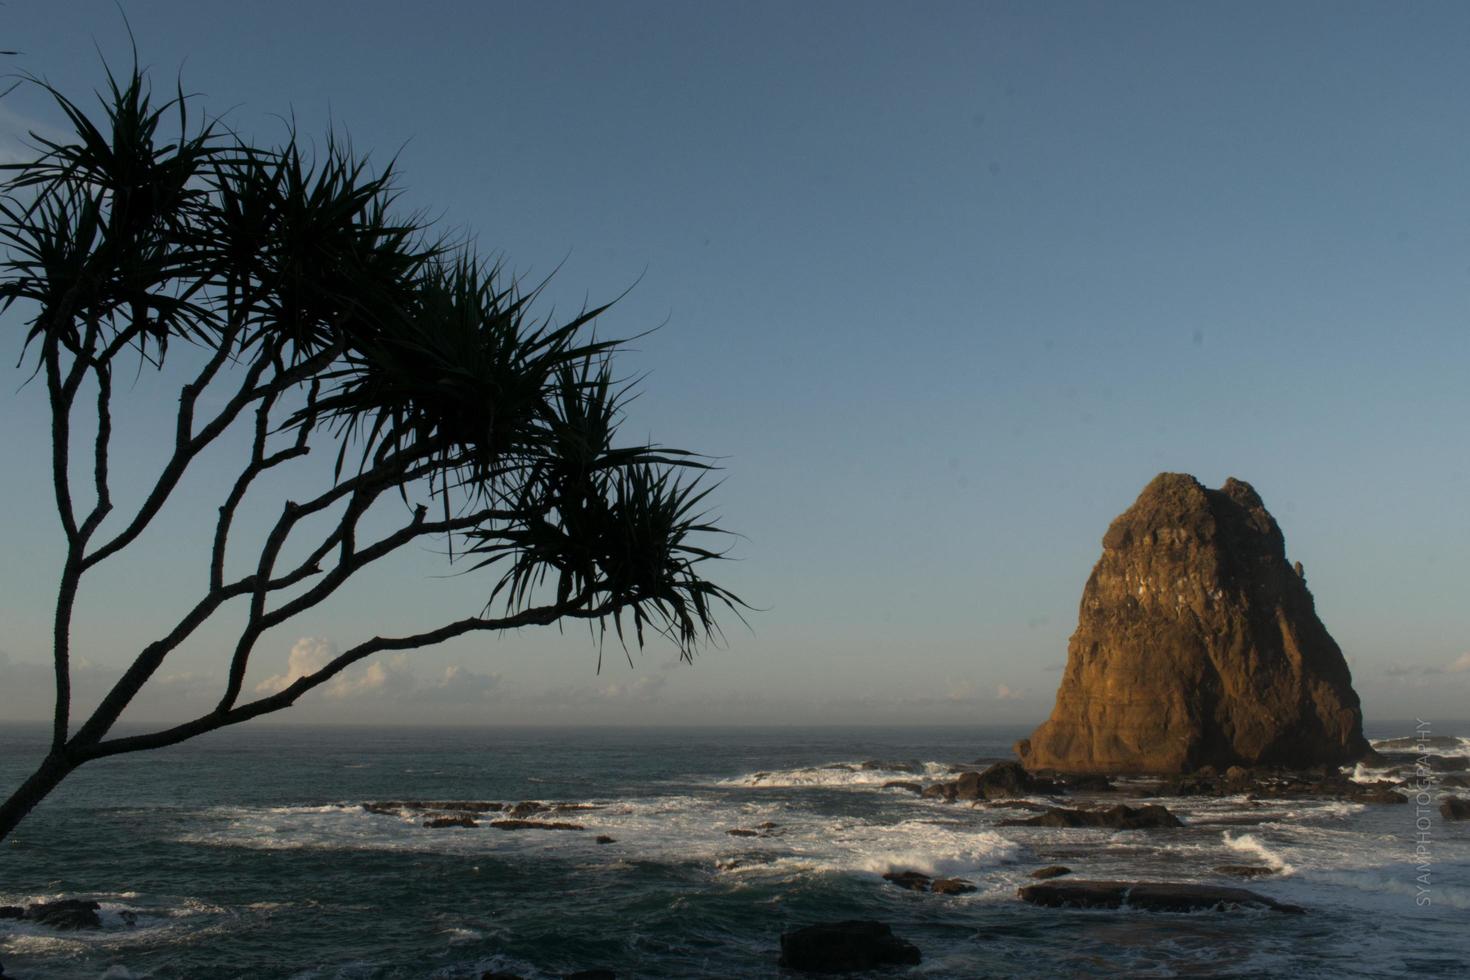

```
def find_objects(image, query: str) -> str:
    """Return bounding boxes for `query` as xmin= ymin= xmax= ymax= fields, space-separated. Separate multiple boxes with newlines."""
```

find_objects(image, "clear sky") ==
xmin=1 ymin=1 xmax=1467 ymax=728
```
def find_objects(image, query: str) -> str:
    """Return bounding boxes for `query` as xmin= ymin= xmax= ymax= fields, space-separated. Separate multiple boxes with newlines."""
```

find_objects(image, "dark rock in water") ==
xmin=1017 ymin=474 xmax=1371 ymax=774
xmin=370 ymin=799 xmax=504 ymax=814
xmin=778 ymin=920 xmax=922 ymax=973
xmin=862 ymin=760 xmax=919 ymax=773
xmin=595 ymin=835 xmax=616 ymax=844
xmin=925 ymin=761 xmax=1056 ymax=803
xmin=1214 ymin=865 xmax=1276 ymax=878
xmin=882 ymin=780 xmax=923 ymax=794
xmin=482 ymin=973 xmax=525 ymax=980
xmin=1441 ymin=774 xmax=1470 ymax=789
xmin=1441 ymin=797 xmax=1470 ymax=821
xmin=508 ymin=801 xmax=548 ymax=818
xmin=921 ymin=782 xmax=957 ymax=802
xmin=0 ymin=906 xmax=22 ymax=919
xmin=1019 ymin=880 xmax=1305 ymax=914
xmin=883 ymin=870 xmax=932 ymax=892
xmin=880 ymin=870 xmax=974 ymax=895
xmin=727 ymin=828 xmax=760 ymax=837
xmin=963 ymin=761 xmax=1056 ymax=800
xmin=999 ymin=804 xmax=1182 ymax=830
xmin=23 ymin=899 xmax=103 ymax=929
xmin=1353 ymin=788 xmax=1407 ymax=805
xmin=563 ymin=972 xmax=615 ymax=980
xmin=424 ymin=815 xmax=478 ymax=828
xmin=930 ymin=877 xmax=976 ymax=895
xmin=490 ymin=819 xmax=584 ymax=831
xmin=362 ymin=801 xmax=402 ymax=816
xmin=757 ymin=821 xmax=780 ymax=830
xmin=1058 ymin=773 xmax=1114 ymax=792
xmin=1030 ymin=865 xmax=1073 ymax=879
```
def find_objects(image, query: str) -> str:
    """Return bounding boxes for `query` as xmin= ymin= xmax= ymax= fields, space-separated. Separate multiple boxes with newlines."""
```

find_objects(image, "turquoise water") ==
xmin=1 ymin=722 xmax=1467 ymax=979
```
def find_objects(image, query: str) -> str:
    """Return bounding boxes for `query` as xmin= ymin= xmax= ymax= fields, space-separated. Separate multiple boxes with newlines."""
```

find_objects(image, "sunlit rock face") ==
xmin=1016 ymin=473 xmax=1370 ymax=775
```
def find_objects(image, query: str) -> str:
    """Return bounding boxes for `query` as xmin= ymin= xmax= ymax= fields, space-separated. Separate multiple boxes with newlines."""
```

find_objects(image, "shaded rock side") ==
xmin=1017 ymin=473 xmax=1370 ymax=774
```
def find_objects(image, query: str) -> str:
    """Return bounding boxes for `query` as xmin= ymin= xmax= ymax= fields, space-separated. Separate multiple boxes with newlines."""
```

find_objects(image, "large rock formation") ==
xmin=1017 ymin=473 xmax=1370 ymax=774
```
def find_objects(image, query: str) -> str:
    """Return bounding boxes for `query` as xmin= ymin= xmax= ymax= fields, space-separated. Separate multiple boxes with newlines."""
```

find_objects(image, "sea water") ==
xmin=0 ymin=722 xmax=1466 ymax=978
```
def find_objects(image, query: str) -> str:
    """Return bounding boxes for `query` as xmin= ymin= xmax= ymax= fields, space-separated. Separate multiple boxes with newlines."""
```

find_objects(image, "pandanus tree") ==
xmin=0 ymin=64 xmax=743 ymax=842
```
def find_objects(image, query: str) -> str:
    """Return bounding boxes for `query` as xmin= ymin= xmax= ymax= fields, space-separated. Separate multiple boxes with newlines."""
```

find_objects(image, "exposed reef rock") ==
xmin=1018 ymin=880 xmax=1305 ymax=914
xmin=1017 ymin=473 xmax=1370 ymax=774
xmin=998 ymin=803 xmax=1182 ymax=830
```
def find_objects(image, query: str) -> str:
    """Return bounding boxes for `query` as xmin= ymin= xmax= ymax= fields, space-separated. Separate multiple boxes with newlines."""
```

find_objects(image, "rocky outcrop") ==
xmin=1017 ymin=474 xmax=1371 ymax=774
xmin=778 ymin=920 xmax=921 ymax=973
xmin=1019 ymin=880 xmax=1304 ymax=914
xmin=1441 ymin=797 xmax=1470 ymax=821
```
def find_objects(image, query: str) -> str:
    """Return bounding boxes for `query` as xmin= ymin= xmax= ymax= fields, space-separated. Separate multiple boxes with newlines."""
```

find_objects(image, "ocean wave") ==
xmin=1371 ymin=734 xmax=1470 ymax=759
xmin=1223 ymin=831 xmax=1297 ymax=874
xmin=715 ymin=760 xmax=953 ymax=788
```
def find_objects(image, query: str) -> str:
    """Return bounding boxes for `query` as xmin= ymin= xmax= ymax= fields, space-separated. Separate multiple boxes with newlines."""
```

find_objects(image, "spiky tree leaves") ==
xmin=0 ymin=58 xmax=743 ymax=843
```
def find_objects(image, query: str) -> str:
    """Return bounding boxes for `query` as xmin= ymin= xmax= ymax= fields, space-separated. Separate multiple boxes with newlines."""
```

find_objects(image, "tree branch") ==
xmin=81 ymin=338 xmax=337 ymax=572
xmin=83 ymin=595 xmax=616 ymax=761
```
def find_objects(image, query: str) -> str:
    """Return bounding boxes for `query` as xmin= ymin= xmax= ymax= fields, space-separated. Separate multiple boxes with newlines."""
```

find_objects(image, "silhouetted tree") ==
xmin=0 ymin=62 xmax=742 ymax=842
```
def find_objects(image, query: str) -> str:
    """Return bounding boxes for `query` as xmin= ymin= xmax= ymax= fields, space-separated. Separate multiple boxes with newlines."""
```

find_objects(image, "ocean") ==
xmin=0 ymin=721 xmax=1466 ymax=979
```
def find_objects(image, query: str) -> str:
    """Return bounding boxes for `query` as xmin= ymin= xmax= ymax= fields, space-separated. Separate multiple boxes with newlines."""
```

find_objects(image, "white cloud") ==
xmin=600 ymin=675 xmax=667 ymax=700
xmin=1449 ymin=652 xmax=1470 ymax=673
xmin=256 ymin=640 xmax=501 ymax=705
xmin=995 ymin=684 xmax=1026 ymax=702
xmin=944 ymin=679 xmax=976 ymax=702
xmin=256 ymin=636 xmax=336 ymax=694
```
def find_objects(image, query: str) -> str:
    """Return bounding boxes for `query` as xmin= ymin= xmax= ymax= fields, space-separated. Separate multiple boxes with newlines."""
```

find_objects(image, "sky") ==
xmin=0 ymin=1 xmax=1467 ymax=729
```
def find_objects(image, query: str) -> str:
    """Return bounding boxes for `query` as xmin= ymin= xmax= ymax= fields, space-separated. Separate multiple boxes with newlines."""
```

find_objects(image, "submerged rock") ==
xmin=999 ymin=803 xmax=1182 ymax=830
xmin=1019 ymin=880 xmax=1305 ymax=914
xmin=778 ymin=920 xmax=922 ymax=973
xmin=1441 ymin=797 xmax=1470 ymax=821
xmin=1017 ymin=474 xmax=1371 ymax=774
xmin=595 ymin=835 xmax=616 ymax=844
xmin=882 ymin=780 xmax=923 ymax=794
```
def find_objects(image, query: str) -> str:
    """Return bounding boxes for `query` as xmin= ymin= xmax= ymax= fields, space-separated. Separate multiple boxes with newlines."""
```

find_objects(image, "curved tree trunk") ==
xmin=0 ymin=752 xmax=80 ymax=844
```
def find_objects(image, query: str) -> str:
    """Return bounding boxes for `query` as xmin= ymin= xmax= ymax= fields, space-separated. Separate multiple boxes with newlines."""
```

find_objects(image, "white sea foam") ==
xmin=1223 ymin=831 xmax=1296 ymax=874
xmin=716 ymin=760 xmax=953 ymax=788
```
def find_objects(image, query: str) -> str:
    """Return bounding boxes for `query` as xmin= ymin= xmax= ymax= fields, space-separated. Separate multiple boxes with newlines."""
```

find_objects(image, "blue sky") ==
xmin=0 ymin=1 xmax=1467 ymax=727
